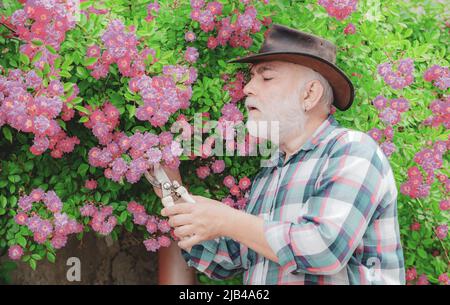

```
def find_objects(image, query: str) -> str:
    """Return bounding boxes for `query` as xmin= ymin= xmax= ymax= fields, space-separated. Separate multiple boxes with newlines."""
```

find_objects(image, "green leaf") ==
xmin=23 ymin=161 xmax=34 ymax=171
xmin=57 ymin=119 xmax=67 ymax=131
xmin=2 ymin=126 xmax=13 ymax=143
xmin=76 ymin=66 xmax=89 ymax=78
xmin=53 ymin=57 xmax=62 ymax=68
xmin=43 ymin=63 xmax=51 ymax=75
xmin=78 ymin=164 xmax=89 ymax=177
xmin=45 ymin=45 xmax=57 ymax=54
xmin=126 ymin=104 xmax=136 ymax=119
xmin=31 ymin=39 xmax=43 ymax=46
xmin=31 ymin=254 xmax=42 ymax=261
xmin=59 ymin=70 xmax=71 ymax=78
xmin=101 ymin=193 xmax=111 ymax=204
xmin=63 ymin=82 xmax=74 ymax=92
xmin=71 ymin=97 xmax=83 ymax=105
xmin=79 ymin=116 xmax=89 ymax=123
xmin=31 ymin=51 xmax=42 ymax=64
xmin=29 ymin=259 xmax=37 ymax=271
xmin=17 ymin=236 xmax=26 ymax=248
xmin=119 ymin=211 xmax=128 ymax=223
xmin=124 ymin=221 xmax=133 ymax=232
xmin=8 ymin=175 xmax=21 ymax=183
xmin=0 ymin=195 xmax=7 ymax=207
xmin=84 ymin=57 xmax=98 ymax=66
xmin=19 ymin=53 xmax=30 ymax=65
xmin=218 ymin=59 xmax=226 ymax=68
xmin=94 ymin=192 xmax=101 ymax=202
xmin=417 ymin=248 xmax=428 ymax=259
xmin=47 ymin=252 xmax=56 ymax=263
xmin=74 ymin=105 xmax=90 ymax=114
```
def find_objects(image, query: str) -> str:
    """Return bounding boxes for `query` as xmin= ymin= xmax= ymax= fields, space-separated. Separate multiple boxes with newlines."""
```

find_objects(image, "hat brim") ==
xmin=227 ymin=52 xmax=355 ymax=111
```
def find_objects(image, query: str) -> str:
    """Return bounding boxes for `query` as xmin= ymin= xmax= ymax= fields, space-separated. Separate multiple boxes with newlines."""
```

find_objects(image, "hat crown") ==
xmin=260 ymin=24 xmax=337 ymax=64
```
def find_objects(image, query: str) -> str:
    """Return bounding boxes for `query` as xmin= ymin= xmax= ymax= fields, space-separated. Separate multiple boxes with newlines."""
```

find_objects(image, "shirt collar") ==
xmin=266 ymin=114 xmax=339 ymax=168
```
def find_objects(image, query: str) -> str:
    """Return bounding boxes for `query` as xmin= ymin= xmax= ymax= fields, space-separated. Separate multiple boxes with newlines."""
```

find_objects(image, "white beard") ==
xmin=245 ymin=92 xmax=308 ymax=143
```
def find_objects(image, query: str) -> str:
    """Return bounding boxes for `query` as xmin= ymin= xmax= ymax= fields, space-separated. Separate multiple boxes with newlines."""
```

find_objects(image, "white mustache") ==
xmin=245 ymin=97 xmax=260 ymax=111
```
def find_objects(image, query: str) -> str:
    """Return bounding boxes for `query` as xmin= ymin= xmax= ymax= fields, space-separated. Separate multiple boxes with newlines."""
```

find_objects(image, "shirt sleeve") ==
xmin=181 ymin=237 xmax=243 ymax=280
xmin=263 ymin=133 xmax=392 ymax=275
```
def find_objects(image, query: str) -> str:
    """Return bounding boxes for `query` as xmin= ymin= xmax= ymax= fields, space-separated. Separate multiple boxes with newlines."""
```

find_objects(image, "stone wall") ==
xmin=0 ymin=231 xmax=158 ymax=284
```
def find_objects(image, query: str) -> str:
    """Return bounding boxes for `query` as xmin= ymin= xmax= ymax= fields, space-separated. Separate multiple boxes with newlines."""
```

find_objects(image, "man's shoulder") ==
xmin=329 ymin=127 xmax=395 ymax=179
xmin=331 ymin=127 xmax=379 ymax=148
xmin=328 ymin=127 xmax=383 ymax=157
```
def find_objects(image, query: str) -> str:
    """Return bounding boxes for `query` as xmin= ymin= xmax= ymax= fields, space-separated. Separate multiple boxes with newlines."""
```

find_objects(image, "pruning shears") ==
xmin=144 ymin=164 xmax=196 ymax=207
xmin=145 ymin=164 xmax=203 ymax=252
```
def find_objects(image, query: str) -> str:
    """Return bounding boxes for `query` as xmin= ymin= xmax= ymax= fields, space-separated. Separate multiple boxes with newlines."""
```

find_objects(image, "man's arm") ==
xmin=162 ymin=196 xmax=279 ymax=263
xmin=164 ymin=134 xmax=394 ymax=277
xmin=220 ymin=207 xmax=279 ymax=263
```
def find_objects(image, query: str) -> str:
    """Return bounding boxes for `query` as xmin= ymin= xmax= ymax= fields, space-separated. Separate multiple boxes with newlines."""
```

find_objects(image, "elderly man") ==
xmin=156 ymin=24 xmax=405 ymax=285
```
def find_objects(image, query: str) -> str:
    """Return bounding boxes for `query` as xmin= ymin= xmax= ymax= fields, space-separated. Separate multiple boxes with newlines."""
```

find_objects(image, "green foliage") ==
xmin=0 ymin=0 xmax=448 ymax=285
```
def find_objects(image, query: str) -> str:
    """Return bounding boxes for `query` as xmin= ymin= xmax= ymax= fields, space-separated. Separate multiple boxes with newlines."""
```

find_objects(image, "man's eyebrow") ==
xmin=249 ymin=64 xmax=276 ymax=75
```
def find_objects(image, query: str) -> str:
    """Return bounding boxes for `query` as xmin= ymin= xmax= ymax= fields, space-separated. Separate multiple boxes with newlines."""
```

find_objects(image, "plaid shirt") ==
xmin=182 ymin=114 xmax=405 ymax=285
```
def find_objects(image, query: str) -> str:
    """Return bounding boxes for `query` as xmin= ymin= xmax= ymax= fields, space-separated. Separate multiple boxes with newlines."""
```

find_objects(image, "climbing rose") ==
xmin=344 ymin=23 xmax=356 ymax=35
xmin=239 ymin=177 xmax=251 ymax=190
xmin=8 ymin=245 xmax=24 ymax=260
xmin=318 ymin=0 xmax=358 ymax=20
xmin=211 ymin=159 xmax=225 ymax=174
xmin=85 ymin=179 xmax=98 ymax=190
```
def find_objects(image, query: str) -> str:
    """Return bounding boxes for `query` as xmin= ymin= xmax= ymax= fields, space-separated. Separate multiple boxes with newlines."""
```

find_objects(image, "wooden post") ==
xmin=158 ymin=240 xmax=197 ymax=284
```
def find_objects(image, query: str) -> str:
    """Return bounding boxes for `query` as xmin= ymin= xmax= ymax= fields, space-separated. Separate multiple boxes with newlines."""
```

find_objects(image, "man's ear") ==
xmin=302 ymin=80 xmax=324 ymax=112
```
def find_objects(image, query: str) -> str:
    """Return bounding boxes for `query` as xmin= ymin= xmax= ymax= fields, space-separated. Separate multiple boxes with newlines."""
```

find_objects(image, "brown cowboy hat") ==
xmin=227 ymin=24 xmax=355 ymax=111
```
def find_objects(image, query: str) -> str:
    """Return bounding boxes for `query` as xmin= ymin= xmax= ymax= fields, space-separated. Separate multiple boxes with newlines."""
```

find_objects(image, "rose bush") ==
xmin=0 ymin=0 xmax=448 ymax=285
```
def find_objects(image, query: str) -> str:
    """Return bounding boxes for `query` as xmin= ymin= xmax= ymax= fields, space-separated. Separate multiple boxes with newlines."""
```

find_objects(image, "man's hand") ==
xmin=162 ymin=194 xmax=279 ymax=263
xmin=161 ymin=195 xmax=235 ymax=251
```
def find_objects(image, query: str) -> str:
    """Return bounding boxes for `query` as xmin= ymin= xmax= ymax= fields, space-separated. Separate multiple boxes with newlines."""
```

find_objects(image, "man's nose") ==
xmin=243 ymin=79 xmax=256 ymax=96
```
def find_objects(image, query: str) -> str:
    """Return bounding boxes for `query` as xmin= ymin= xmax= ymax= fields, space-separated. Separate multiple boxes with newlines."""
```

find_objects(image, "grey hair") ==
xmin=298 ymin=66 xmax=334 ymax=113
